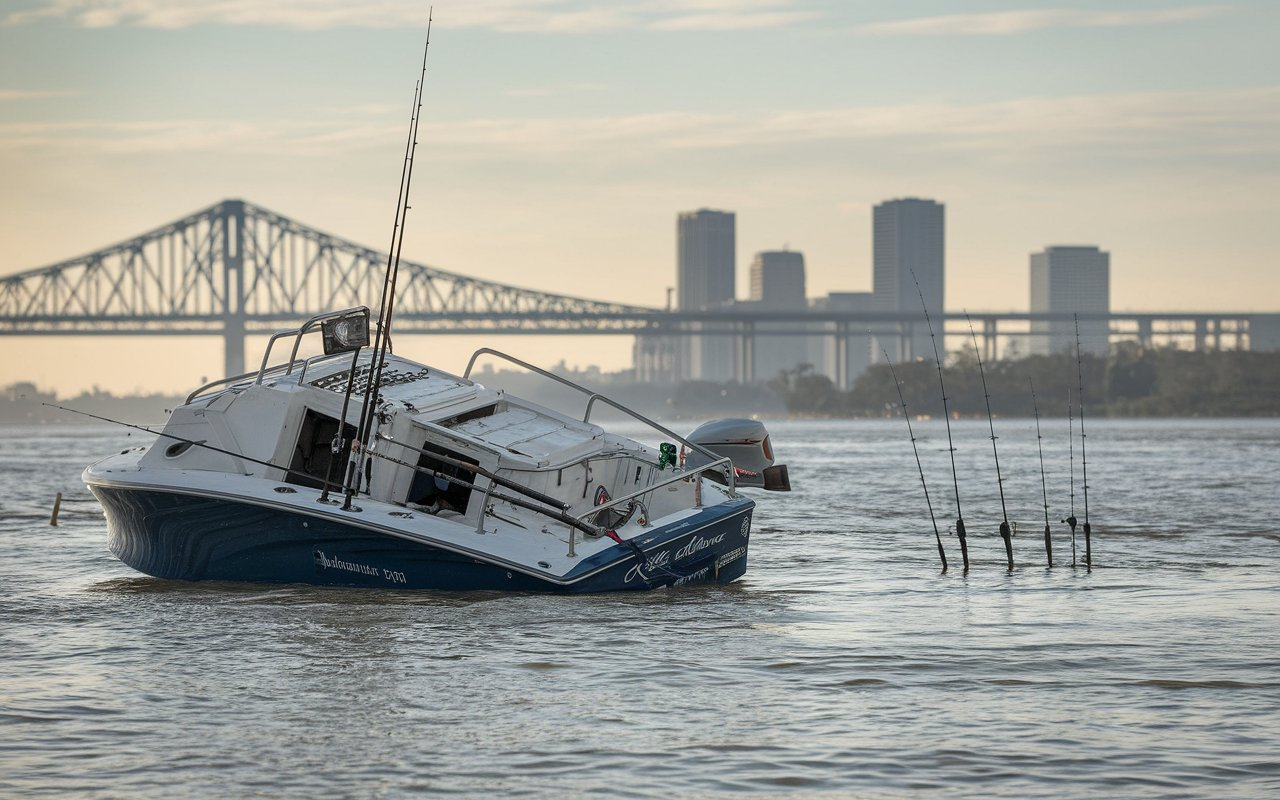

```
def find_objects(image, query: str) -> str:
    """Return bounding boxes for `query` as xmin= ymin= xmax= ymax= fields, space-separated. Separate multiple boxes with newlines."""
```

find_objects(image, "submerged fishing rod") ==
xmin=1066 ymin=389 xmax=1078 ymax=566
xmin=1074 ymin=315 xmax=1093 ymax=569
xmin=911 ymin=271 xmax=968 ymax=570
xmin=883 ymin=347 xmax=948 ymax=572
xmin=42 ymin=403 xmax=346 ymax=494
xmin=1030 ymin=378 xmax=1053 ymax=567
xmin=349 ymin=11 xmax=435 ymax=509
xmin=966 ymin=313 xmax=1013 ymax=571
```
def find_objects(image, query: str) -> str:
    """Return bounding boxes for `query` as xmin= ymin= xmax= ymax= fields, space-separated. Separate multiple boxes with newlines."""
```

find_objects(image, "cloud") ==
xmin=6 ymin=88 xmax=1273 ymax=164
xmin=0 ymin=89 xmax=78 ymax=101
xmin=858 ymin=6 xmax=1229 ymax=36
xmin=2 ymin=0 xmax=815 ymax=33
xmin=410 ymin=89 xmax=1280 ymax=161
xmin=0 ymin=118 xmax=402 ymax=156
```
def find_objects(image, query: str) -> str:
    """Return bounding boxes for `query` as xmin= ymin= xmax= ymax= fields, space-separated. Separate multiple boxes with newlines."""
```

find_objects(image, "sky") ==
xmin=2 ymin=0 xmax=1278 ymax=394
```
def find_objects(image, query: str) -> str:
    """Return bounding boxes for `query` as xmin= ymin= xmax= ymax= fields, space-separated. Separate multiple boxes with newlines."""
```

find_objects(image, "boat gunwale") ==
xmin=84 ymin=466 xmax=753 ymax=587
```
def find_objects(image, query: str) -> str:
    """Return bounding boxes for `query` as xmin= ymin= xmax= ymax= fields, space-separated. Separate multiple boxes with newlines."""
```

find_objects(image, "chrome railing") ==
xmin=256 ymin=307 xmax=369 ymax=384
xmin=185 ymin=307 xmax=370 ymax=405
xmin=464 ymin=347 xmax=734 ymax=491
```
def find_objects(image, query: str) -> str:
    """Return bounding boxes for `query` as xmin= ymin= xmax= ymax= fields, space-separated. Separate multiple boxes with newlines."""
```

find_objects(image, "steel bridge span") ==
xmin=2 ymin=199 xmax=1274 ymax=385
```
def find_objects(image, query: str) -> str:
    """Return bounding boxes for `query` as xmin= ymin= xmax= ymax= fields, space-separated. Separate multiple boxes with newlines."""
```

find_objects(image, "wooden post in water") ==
xmin=50 ymin=492 xmax=62 ymax=526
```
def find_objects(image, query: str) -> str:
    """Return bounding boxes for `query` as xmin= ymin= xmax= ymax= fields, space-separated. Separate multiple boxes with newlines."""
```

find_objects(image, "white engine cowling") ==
xmin=683 ymin=418 xmax=791 ymax=491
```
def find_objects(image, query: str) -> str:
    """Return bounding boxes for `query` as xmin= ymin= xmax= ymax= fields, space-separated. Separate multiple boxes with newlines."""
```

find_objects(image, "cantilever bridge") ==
xmin=2 ymin=199 xmax=1274 ymax=385
xmin=0 ymin=199 xmax=669 ymax=376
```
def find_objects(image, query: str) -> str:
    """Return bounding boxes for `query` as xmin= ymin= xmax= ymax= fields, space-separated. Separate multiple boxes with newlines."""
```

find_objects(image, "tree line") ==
xmin=769 ymin=345 xmax=1280 ymax=418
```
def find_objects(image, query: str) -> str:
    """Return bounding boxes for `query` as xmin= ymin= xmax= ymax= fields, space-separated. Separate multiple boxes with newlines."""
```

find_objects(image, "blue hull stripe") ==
xmin=90 ymin=486 xmax=752 ymax=593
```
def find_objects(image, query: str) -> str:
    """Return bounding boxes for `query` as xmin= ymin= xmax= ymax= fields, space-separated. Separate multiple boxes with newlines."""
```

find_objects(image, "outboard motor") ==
xmin=683 ymin=418 xmax=791 ymax=491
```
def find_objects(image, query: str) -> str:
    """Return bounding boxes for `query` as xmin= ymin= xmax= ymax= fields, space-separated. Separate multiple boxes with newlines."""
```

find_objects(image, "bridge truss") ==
xmin=0 ymin=199 xmax=662 ymax=375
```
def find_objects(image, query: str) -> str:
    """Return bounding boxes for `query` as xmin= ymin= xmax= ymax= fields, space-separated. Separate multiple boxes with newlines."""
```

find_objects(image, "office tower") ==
xmin=1029 ymin=246 xmax=1111 ymax=356
xmin=677 ymin=209 xmax=736 ymax=381
xmin=872 ymin=198 xmax=945 ymax=361
xmin=749 ymin=250 xmax=808 ymax=382
xmin=678 ymin=210 xmax=736 ymax=311
xmin=749 ymin=250 xmax=806 ymax=309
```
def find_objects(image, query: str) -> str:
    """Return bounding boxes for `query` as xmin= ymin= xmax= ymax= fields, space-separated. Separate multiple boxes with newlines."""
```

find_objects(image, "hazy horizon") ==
xmin=3 ymin=0 xmax=1278 ymax=394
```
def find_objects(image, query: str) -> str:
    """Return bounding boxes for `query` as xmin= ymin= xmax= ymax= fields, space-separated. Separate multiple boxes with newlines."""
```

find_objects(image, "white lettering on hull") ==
xmin=624 ymin=531 xmax=730 ymax=584
xmin=314 ymin=550 xmax=407 ymax=584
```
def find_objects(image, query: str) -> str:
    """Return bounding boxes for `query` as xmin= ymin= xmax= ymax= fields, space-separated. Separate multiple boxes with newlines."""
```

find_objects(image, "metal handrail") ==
xmin=492 ymin=448 xmax=634 ymax=474
xmin=561 ymin=457 xmax=732 ymax=559
xmin=254 ymin=307 xmax=369 ymax=385
xmin=186 ymin=361 xmax=299 ymax=404
xmin=464 ymin=347 xmax=734 ymax=491
xmin=285 ymin=307 xmax=369 ymax=375
xmin=575 ymin=457 xmax=731 ymax=522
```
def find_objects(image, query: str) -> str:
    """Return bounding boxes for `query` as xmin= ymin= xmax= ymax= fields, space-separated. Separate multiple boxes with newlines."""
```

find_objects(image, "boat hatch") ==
xmin=405 ymin=441 xmax=479 ymax=515
xmin=287 ymin=408 xmax=356 ymax=490
xmin=437 ymin=403 xmax=498 ymax=426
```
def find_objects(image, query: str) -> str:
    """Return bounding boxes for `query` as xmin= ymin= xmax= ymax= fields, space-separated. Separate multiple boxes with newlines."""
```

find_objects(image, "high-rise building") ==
xmin=872 ymin=198 xmax=945 ymax=361
xmin=678 ymin=210 xmax=736 ymax=311
xmin=677 ymin=209 xmax=736 ymax=381
xmin=749 ymin=250 xmax=806 ymax=309
xmin=1029 ymin=246 xmax=1111 ymax=356
xmin=748 ymin=250 xmax=808 ymax=382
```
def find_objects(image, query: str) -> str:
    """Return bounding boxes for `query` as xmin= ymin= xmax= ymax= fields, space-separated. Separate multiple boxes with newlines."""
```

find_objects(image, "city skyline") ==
xmin=3 ymin=0 xmax=1279 ymax=393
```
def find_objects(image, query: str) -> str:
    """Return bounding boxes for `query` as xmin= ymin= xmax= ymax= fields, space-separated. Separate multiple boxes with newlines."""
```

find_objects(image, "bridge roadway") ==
xmin=1 ymin=199 xmax=1273 ymax=383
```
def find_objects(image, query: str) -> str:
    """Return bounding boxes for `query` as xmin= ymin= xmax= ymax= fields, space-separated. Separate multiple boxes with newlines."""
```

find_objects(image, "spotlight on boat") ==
xmin=321 ymin=310 xmax=370 ymax=354
xmin=683 ymin=418 xmax=791 ymax=492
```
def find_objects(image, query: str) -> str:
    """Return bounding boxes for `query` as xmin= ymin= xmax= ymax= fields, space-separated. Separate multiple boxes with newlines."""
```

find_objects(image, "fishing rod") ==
xmin=966 ymin=313 xmax=1013 ymax=571
xmin=362 ymin=446 xmax=679 ymax=585
xmin=1029 ymin=378 xmax=1053 ymax=567
xmin=911 ymin=271 xmax=968 ymax=570
xmin=883 ymin=346 xmax=948 ymax=572
xmin=319 ymin=346 xmax=363 ymax=504
xmin=1066 ymin=389 xmax=1078 ymax=567
xmin=42 ymin=403 xmax=346 ymax=494
xmin=1074 ymin=315 xmax=1093 ymax=569
xmin=348 ymin=11 xmax=435 ymax=510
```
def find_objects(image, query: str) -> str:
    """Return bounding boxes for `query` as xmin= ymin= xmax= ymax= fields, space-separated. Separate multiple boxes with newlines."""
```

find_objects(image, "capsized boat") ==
xmin=83 ymin=308 xmax=790 ymax=592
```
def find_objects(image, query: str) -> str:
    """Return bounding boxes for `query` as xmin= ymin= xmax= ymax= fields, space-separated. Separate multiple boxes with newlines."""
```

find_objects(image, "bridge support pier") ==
xmin=221 ymin=200 xmax=247 ymax=377
xmin=224 ymin=320 xmax=245 ymax=378
xmin=737 ymin=322 xmax=755 ymax=383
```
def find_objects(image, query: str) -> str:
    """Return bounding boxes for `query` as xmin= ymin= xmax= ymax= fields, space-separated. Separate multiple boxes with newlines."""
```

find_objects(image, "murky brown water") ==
xmin=2 ymin=419 xmax=1278 ymax=797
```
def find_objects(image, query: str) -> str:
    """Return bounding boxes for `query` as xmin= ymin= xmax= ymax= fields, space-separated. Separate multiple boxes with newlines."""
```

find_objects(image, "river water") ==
xmin=1 ymin=418 xmax=1278 ymax=798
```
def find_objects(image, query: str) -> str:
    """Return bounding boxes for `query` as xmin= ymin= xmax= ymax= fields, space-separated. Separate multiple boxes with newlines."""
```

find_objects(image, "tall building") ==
xmin=749 ymin=250 xmax=808 ymax=382
xmin=677 ymin=209 xmax=736 ymax=381
xmin=749 ymin=250 xmax=806 ymax=309
xmin=1029 ymin=245 xmax=1111 ymax=356
xmin=872 ymin=198 xmax=945 ymax=361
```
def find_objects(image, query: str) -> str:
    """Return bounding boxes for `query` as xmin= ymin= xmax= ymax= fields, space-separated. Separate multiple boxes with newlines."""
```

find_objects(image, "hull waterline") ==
xmin=90 ymin=484 xmax=752 ymax=593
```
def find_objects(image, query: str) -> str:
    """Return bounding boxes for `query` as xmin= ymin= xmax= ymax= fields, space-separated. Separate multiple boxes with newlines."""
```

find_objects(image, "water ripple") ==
xmin=2 ymin=421 xmax=1279 ymax=797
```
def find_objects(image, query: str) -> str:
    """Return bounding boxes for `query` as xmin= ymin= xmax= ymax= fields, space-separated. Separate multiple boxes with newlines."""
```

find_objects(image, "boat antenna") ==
xmin=1074 ymin=315 xmax=1093 ymax=569
xmin=911 ymin=270 xmax=968 ymax=570
xmin=1066 ymin=388 xmax=1078 ymax=566
xmin=347 ymin=12 xmax=434 ymax=509
xmin=1029 ymin=378 xmax=1053 ymax=567
xmin=883 ymin=346 xmax=948 ymax=572
xmin=966 ymin=312 xmax=1013 ymax=571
